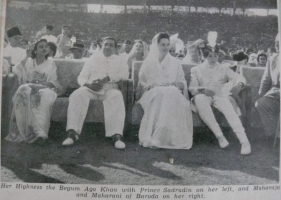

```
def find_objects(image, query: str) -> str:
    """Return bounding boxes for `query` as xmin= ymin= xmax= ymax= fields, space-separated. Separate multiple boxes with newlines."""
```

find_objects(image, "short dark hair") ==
xmin=157 ymin=32 xmax=170 ymax=44
xmin=48 ymin=42 xmax=57 ymax=57
xmin=124 ymin=40 xmax=132 ymax=45
xmin=102 ymin=37 xmax=117 ymax=48
xmin=257 ymin=53 xmax=267 ymax=63
xmin=31 ymin=39 xmax=48 ymax=59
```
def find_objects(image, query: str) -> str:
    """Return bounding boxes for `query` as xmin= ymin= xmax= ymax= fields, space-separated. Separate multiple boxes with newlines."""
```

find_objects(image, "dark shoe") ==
xmin=112 ymin=134 xmax=126 ymax=149
xmin=32 ymin=137 xmax=47 ymax=146
xmin=62 ymin=130 xmax=79 ymax=146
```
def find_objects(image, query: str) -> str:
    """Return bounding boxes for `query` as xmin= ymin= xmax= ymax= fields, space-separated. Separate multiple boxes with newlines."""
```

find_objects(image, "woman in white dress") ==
xmin=137 ymin=33 xmax=193 ymax=149
xmin=5 ymin=39 xmax=60 ymax=144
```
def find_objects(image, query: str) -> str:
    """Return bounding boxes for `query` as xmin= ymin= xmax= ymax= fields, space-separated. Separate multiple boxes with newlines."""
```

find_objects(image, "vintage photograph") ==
xmin=1 ymin=0 xmax=280 ymax=186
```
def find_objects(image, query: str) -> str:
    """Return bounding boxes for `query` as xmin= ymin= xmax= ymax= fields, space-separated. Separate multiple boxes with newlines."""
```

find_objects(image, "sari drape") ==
xmin=5 ymin=58 xmax=59 ymax=143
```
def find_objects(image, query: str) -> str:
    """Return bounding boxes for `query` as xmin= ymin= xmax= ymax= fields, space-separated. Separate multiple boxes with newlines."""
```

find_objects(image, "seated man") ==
xmin=62 ymin=37 xmax=129 ymax=149
xmin=189 ymin=43 xmax=251 ymax=155
xmin=255 ymin=33 xmax=280 ymax=139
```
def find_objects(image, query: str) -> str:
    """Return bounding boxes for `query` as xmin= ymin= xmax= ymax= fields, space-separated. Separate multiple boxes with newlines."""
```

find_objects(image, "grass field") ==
xmin=1 ymin=123 xmax=279 ymax=185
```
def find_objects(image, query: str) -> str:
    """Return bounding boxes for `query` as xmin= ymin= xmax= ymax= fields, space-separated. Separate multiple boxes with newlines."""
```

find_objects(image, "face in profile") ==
xmin=206 ymin=52 xmax=218 ymax=65
xmin=36 ymin=41 xmax=49 ymax=57
xmin=102 ymin=39 xmax=116 ymax=57
xmin=158 ymin=38 xmax=170 ymax=57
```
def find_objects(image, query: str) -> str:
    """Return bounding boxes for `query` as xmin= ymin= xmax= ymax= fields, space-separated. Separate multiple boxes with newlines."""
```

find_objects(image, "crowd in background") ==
xmin=5 ymin=7 xmax=278 ymax=53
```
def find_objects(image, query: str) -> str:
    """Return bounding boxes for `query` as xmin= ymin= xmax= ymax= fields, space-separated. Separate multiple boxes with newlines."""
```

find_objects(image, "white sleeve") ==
xmin=78 ymin=59 xmax=92 ymax=86
xmin=108 ymin=58 xmax=129 ymax=81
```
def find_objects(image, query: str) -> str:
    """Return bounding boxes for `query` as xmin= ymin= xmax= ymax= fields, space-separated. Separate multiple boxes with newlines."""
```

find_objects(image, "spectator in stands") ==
xmin=4 ymin=27 xmax=26 ymax=66
xmin=20 ymin=39 xmax=29 ymax=49
xmin=47 ymin=42 xmax=57 ymax=58
xmin=137 ymin=33 xmax=193 ymax=149
xmin=247 ymin=53 xmax=258 ymax=67
xmin=182 ymin=39 xmax=204 ymax=65
xmin=255 ymin=33 xmax=280 ymax=139
xmin=127 ymin=40 xmax=148 ymax=78
xmin=232 ymin=52 xmax=250 ymax=73
xmin=62 ymin=37 xmax=128 ymax=149
xmin=65 ymin=41 xmax=85 ymax=60
xmin=41 ymin=25 xmax=57 ymax=44
xmin=56 ymin=25 xmax=73 ymax=58
xmin=256 ymin=53 xmax=267 ymax=67
xmin=5 ymin=39 xmax=60 ymax=144
xmin=267 ymin=46 xmax=276 ymax=58
xmin=189 ymin=43 xmax=251 ymax=155
xmin=123 ymin=40 xmax=133 ymax=54
xmin=228 ymin=48 xmax=235 ymax=60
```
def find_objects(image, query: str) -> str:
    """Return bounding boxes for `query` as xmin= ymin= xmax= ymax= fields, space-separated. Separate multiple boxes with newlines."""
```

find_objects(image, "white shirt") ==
xmin=78 ymin=52 xmax=129 ymax=94
xmin=41 ymin=34 xmax=57 ymax=44
xmin=189 ymin=61 xmax=246 ymax=96
xmin=3 ymin=44 xmax=26 ymax=66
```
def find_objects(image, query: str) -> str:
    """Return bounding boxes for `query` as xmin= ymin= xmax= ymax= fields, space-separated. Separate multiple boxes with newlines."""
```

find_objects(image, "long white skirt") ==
xmin=5 ymin=84 xmax=57 ymax=143
xmin=138 ymin=86 xmax=193 ymax=149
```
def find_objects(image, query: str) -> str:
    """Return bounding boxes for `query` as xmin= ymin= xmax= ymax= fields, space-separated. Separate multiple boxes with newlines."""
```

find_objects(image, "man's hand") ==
xmin=31 ymin=79 xmax=44 ymax=84
xmin=85 ymin=81 xmax=103 ymax=91
xmin=204 ymin=88 xmax=215 ymax=97
xmin=230 ymin=83 xmax=243 ymax=96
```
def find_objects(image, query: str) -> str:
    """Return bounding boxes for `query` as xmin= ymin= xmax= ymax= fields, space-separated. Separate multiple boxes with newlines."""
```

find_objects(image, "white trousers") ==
xmin=66 ymin=86 xmax=125 ymax=137
xmin=194 ymin=94 xmax=249 ymax=144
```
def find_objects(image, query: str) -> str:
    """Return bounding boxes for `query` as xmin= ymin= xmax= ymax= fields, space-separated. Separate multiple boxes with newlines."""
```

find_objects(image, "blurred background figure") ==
xmin=56 ymin=25 xmax=74 ymax=58
xmin=127 ymin=40 xmax=148 ymax=78
xmin=47 ymin=42 xmax=57 ymax=58
xmin=232 ymin=51 xmax=250 ymax=73
xmin=65 ymin=40 xmax=85 ymax=60
xmin=183 ymin=39 xmax=204 ymax=65
xmin=41 ymin=25 xmax=57 ymax=44
xmin=256 ymin=53 xmax=267 ymax=67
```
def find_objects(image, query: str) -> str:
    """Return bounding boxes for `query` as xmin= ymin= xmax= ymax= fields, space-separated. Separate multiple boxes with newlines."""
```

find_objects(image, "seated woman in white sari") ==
xmin=137 ymin=33 xmax=193 ymax=149
xmin=127 ymin=40 xmax=148 ymax=78
xmin=5 ymin=39 xmax=60 ymax=144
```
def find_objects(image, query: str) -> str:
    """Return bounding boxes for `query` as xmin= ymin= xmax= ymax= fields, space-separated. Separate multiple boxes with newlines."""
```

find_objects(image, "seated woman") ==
xmin=137 ymin=33 xmax=193 ymax=149
xmin=127 ymin=40 xmax=147 ymax=78
xmin=5 ymin=39 xmax=60 ymax=144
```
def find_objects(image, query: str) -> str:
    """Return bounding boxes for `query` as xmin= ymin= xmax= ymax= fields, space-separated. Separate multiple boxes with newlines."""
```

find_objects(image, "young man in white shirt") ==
xmin=63 ymin=37 xmax=129 ymax=149
xmin=189 ymin=44 xmax=251 ymax=155
xmin=41 ymin=25 xmax=57 ymax=44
